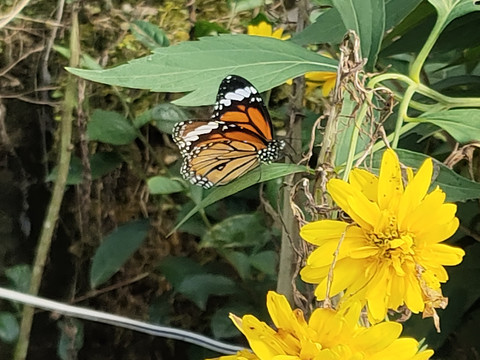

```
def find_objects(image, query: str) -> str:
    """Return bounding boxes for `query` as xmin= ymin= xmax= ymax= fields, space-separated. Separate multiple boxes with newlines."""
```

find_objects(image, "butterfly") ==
xmin=173 ymin=75 xmax=285 ymax=189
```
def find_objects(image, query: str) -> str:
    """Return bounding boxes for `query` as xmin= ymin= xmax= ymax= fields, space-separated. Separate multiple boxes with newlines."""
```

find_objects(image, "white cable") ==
xmin=0 ymin=287 xmax=245 ymax=354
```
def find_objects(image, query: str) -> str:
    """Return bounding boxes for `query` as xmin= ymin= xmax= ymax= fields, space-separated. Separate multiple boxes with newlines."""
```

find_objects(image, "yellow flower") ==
xmin=247 ymin=21 xmax=290 ymax=40
xmin=300 ymin=149 xmax=465 ymax=324
xmin=247 ymin=21 xmax=336 ymax=96
xmin=304 ymin=71 xmax=337 ymax=97
xmin=207 ymin=349 xmax=258 ymax=360
xmin=213 ymin=291 xmax=433 ymax=360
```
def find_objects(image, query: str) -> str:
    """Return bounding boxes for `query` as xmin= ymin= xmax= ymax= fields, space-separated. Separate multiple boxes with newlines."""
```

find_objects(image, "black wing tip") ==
xmin=220 ymin=74 xmax=254 ymax=88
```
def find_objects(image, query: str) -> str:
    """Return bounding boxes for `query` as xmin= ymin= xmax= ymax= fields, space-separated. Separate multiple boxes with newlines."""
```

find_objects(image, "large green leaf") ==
xmin=291 ymin=7 xmax=347 ymax=46
xmin=373 ymin=149 xmax=480 ymax=202
xmin=90 ymin=219 xmax=150 ymax=288
xmin=172 ymin=163 xmax=309 ymax=232
xmin=67 ymin=35 xmax=338 ymax=106
xmin=413 ymin=109 xmax=480 ymax=143
xmin=429 ymin=0 xmax=480 ymax=31
xmin=332 ymin=0 xmax=385 ymax=70
xmin=334 ymin=94 xmax=371 ymax=168
xmin=292 ymin=0 xmax=422 ymax=46
xmin=384 ymin=0 xmax=423 ymax=30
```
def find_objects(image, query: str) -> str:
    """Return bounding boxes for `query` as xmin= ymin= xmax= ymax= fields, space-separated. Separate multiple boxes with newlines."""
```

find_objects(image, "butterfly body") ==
xmin=173 ymin=75 xmax=284 ymax=189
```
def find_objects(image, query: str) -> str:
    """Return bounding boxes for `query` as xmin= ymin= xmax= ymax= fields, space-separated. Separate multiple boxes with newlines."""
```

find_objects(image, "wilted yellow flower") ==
xmin=247 ymin=21 xmax=336 ymax=96
xmin=300 ymin=149 xmax=465 ymax=325
xmin=211 ymin=291 xmax=433 ymax=360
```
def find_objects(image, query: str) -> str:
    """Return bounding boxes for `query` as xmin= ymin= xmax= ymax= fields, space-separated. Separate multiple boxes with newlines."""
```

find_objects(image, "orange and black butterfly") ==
xmin=173 ymin=75 xmax=285 ymax=188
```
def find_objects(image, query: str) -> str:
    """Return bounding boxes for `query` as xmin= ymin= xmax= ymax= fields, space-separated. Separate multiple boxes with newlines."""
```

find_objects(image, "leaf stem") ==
xmin=409 ymin=12 xmax=448 ymax=83
xmin=392 ymin=85 xmax=417 ymax=148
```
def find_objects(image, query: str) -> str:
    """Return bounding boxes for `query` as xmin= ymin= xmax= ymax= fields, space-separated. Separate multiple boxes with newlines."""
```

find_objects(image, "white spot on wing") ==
xmin=225 ymin=92 xmax=244 ymax=101
xmin=183 ymin=122 xmax=219 ymax=142
xmin=235 ymin=87 xmax=251 ymax=98
xmin=220 ymin=98 xmax=231 ymax=106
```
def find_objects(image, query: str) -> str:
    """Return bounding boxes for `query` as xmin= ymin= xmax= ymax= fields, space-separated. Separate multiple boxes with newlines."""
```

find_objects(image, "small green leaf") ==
xmin=413 ymin=109 xmax=480 ymax=143
xmin=249 ymin=251 xmax=277 ymax=276
xmin=57 ymin=319 xmax=84 ymax=360
xmin=0 ymin=312 xmax=19 ymax=343
xmin=150 ymin=103 xmax=189 ymax=134
xmin=192 ymin=20 xmax=229 ymax=38
xmin=201 ymin=213 xmax=270 ymax=249
xmin=87 ymin=110 xmax=138 ymax=145
xmin=90 ymin=219 xmax=150 ymax=288
xmin=130 ymin=20 xmax=170 ymax=49
xmin=90 ymin=152 xmax=124 ymax=178
xmin=147 ymin=176 xmax=186 ymax=194
xmin=148 ymin=294 xmax=172 ymax=324
xmin=54 ymin=45 xmax=102 ymax=70
xmin=4 ymin=264 xmax=31 ymax=293
xmin=224 ymin=251 xmax=251 ymax=280
xmin=157 ymin=256 xmax=207 ymax=289
xmin=374 ymin=149 xmax=480 ymax=202
xmin=177 ymin=274 xmax=237 ymax=310
xmin=173 ymin=163 xmax=309 ymax=232
xmin=67 ymin=35 xmax=338 ymax=106
xmin=429 ymin=0 xmax=480 ymax=31
xmin=46 ymin=152 xmax=123 ymax=185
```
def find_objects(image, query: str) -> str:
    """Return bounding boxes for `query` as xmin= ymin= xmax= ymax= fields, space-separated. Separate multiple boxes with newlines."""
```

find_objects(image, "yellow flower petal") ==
xmin=353 ymin=322 xmax=402 ymax=352
xmin=377 ymin=149 xmax=404 ymax=211
xmin=398 ymin=158 xmax=433 ymax=227
xmin=300 ymin=220 xmax=349 ymax=246
xmin=321 ymin=77 xmax=336 ymax=96
xmin=349 ymin=168 xmax=379 ymax=202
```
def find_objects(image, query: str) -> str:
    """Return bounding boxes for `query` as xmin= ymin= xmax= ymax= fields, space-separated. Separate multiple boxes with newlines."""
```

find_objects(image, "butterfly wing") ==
xmin=173 ymin=75 xmax=282 ymax=188
xmin=214 ymin=75 xmax=274 ymax=142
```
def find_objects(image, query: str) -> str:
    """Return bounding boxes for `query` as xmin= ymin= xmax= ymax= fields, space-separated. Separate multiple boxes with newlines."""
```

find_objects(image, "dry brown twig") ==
xmin=0 ymin=0 xmax=33 ymax=29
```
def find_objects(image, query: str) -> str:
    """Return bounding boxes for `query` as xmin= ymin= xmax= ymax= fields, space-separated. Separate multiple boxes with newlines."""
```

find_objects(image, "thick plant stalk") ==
xmin=276 ymin=0 xmax=308 ymax=304
xmin=14 ymin=5 xmax=80 ymax=359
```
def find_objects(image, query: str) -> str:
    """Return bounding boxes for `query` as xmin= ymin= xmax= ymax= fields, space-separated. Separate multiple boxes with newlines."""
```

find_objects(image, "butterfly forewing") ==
xmin=214 ymin=76 xmax=274 ymax=141
xmin=172 ymin=75 xmax=284 ymax=188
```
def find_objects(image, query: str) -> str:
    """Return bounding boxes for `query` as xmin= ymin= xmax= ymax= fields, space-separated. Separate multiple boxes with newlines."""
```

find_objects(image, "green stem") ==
xmin=392 ymin=85 xmax=417 ymax=148
xmin=14 ymin=5 xmax=79 ymax=360
xmin=409 ymin=13 xmax=448 ymax=83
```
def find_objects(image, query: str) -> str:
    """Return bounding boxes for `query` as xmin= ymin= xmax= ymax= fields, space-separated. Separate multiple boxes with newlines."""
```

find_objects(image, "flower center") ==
xmin=366 ymin=213 xmax=415 ymax=275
